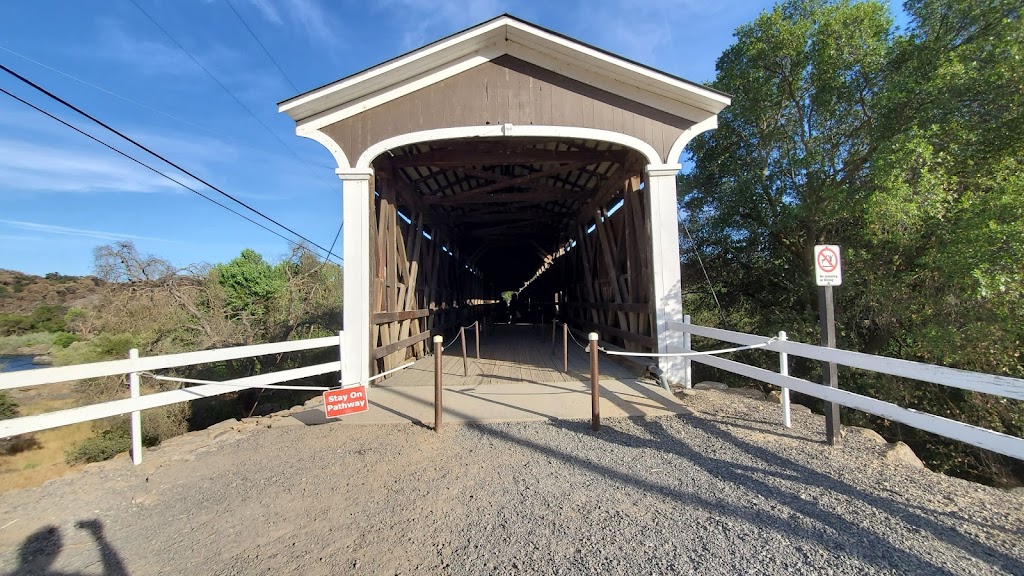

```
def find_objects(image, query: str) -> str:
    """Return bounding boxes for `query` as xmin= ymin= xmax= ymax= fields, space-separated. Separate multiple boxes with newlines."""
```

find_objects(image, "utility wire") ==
xmin=125 ymin=0 xmax=335 ymax=189
xmin=680 ymin=215 xmax=723 ymax=317
xmin=0 ymin=86 xmax=342 ymax=265
xmin=0 ymin=43 xmax=331 ymax=172
xmin=221 ymin=0 xmax=299 ymax=93
xmin=0 ymin=62 xmax=339 ymax=261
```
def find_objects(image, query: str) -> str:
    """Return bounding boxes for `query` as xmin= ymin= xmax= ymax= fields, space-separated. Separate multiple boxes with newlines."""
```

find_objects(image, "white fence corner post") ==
xmin=682 ymin=315 xmax=693 ymax=389
xmin=129 ymin=348 xmax=142 ymax=465
xmin=779 ymin=331 xmax=791 ymax=428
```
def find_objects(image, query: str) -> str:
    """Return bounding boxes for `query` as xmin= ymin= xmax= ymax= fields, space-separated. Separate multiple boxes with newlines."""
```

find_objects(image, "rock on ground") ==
xmin=0 ymin=391 xmax=1021 ymax=575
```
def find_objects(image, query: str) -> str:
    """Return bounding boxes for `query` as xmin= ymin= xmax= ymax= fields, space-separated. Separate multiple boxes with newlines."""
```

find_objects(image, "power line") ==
xmin=221 ymin=0 xmax=299 ymax=93
xmin=680 ymin=215 xmax=723 ymax=318
xmin=125 ymin=0 xmax=334 ymax=188
xmin=0 ymin=43 xmax=331 ymax=173
xmin=0 ymin=61 xmax=339 ymax=260
xmin=0 ymin=86 xmax=342 ymax=265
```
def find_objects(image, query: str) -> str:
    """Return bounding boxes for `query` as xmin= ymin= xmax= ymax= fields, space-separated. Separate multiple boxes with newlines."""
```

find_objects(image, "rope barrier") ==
xmin=599 ymin=337 xmax=778 ymax=358
xmin=367 ymin=361 xmax=416 ymax=383
xmin=140 ymin=372 xmax=329 ymax=391
xmin=565 ymin=326 xmax=589 ymax=351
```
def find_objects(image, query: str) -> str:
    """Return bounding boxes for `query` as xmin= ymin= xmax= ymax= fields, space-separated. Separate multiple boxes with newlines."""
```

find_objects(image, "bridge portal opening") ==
xmin=366 ymin=136 xmax=655 ymax=376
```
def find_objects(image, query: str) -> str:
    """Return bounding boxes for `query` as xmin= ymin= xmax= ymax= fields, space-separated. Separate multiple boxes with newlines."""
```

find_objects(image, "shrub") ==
xmin=0 ymin=332 xmax=56 ymax=355
xmin=0 ymin=391 xmax=19 ymax=420
xmin=52 ymin=333 xmax=139 ymax=366
xmin=30 ymin=305 xmax=67 ymax=333
xmin=1 ymin=435 xmax=40 ymax=456
xmin=65 ymin=416 xmax=168 ymax=465
xmin=52 ymin=332 xmax=78 ymax=349
xmin=65 ymin=428 xmax=131 ymax=465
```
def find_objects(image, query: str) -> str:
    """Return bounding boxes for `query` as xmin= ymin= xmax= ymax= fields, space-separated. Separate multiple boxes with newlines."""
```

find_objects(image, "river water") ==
xmin=0 ymin=355 xmax=40 ymax=373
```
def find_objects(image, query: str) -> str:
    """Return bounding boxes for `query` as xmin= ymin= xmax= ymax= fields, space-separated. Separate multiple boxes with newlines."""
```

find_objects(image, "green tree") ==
xmin=213 ymin=249 xmax=287 ymax=323
xmin=681 ymin=0 xmax=1024 ymax=484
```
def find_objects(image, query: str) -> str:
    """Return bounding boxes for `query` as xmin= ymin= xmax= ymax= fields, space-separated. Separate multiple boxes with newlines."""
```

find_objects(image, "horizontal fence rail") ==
xmin=669 ymin=321 xmax=1024 ymax=460
xmin=0 ymin=336 xmax=340 ymax=391
xmin=669 ymin=322 xmax=1024 ymax=402
xmin=0 ymin=361 xmax=341 ymax=439
xmin=0 ymin=333 xmax=344 ymax=466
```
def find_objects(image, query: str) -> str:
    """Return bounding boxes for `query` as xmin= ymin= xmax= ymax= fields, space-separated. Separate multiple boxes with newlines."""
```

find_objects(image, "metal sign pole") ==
xmin=819 ymin=285 xmax=840 ymax=444
xmin=814 ymin=245 xmax=843 ymax=445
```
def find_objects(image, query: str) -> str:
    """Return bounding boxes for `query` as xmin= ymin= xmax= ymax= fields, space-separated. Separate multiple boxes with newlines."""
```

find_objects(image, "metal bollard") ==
xmin=434 ymin=335 xmax=443 ymax=433
xmin=563 ymin=323 xmax=568 ymax=373
xmin=460 ymin=326 xmax=468 ymax=377
xmin=475 ymin=321 xmax=480 ymax=360
xmin=589 ymin=332 xmax=600 ymax=431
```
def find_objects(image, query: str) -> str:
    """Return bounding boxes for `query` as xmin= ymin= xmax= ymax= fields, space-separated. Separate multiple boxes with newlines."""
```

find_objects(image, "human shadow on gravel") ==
xmin=9 ymin=519 xmax=128 ymax=576
xmin=561 ymin=415 xmax=1024 ymax=575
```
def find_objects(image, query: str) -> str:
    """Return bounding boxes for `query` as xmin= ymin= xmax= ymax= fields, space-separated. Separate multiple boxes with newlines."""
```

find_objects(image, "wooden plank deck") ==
xmin=375 ymin=324 xmax=639 ymax=388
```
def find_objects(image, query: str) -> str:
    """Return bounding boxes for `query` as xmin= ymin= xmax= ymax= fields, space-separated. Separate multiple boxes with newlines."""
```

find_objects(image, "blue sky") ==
xmin=1 ymin=0 xmax=819 ymax=276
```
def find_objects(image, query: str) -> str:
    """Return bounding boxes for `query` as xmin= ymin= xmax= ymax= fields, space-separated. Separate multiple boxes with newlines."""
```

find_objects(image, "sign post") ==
xmin=814 ymin=245 xmax=842 ymax=445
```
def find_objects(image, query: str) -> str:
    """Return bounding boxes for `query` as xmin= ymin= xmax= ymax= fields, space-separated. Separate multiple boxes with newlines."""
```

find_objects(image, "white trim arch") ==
xmin=666 ymin=116 xmax=719 ymax=166
xmin=297 ymin=127 xmax=351 ymax=170
xmin=355 ymin=124 xmax=665 ymax=169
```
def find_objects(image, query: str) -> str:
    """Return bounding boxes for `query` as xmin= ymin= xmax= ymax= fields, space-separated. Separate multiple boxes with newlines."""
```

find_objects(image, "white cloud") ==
xmin=373 ymin=0 xmax=505 ymax=49
xmin=243 ymin=0 xmax=284 ymax=25
xmin=567 ymin=0 xmax=757 ymax=77
xmin=0 ymin=137 xmax=186 ymax=194
xmin=245 ymin=0 xmax=346 ymax=54
xmin=95 ymin=19 xmax=200 ymax=77
xmin=0 ymin=220 xmax=177 ymax=243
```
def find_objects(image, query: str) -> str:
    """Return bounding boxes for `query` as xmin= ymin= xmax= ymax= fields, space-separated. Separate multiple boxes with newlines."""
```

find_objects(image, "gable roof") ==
xmin=278 ymin=14 xmax=731 ymax=131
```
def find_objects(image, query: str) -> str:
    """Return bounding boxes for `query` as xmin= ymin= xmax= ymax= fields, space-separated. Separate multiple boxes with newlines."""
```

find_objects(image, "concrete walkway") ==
xmin=291 ymin=377 xmax=688 ymax=427
xmin=286 ymin=324 xmax=687 ymax=427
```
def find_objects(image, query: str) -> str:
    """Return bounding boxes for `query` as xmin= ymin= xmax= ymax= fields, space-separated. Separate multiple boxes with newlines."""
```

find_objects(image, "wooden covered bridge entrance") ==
xmin=278 ymin=15 xmax=731 ymax=390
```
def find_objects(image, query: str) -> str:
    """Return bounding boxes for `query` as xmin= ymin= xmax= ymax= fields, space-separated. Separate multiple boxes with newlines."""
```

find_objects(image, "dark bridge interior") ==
xmin=371 ymin=136 xmax=648 ymax=291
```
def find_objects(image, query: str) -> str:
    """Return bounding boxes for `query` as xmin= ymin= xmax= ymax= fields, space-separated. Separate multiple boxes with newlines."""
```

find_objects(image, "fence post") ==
xmin=589 ymin=332 xmax=600 ymax=431
xmin=475 ymin=321 xmax=480 ymax=360
xmin=434 ymin=335 xmax=443 ymax=433
xmin=129 ymin=348 xmax=142 ymax=465
xmin=563 ymin=323 xmax=569 ymax=373
xmin=682 ymin=315 xmax=693 ymax=389
xmin=779 ymin=331 xmax=791 ymax=428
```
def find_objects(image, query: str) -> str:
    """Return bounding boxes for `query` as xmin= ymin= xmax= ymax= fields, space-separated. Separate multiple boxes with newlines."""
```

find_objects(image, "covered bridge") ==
xmin=278 ymin=14 xmax=731 ymax=388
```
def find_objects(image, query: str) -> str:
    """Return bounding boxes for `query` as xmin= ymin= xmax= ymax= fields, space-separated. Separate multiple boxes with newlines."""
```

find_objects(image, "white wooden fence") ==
xmin=670 ymin=318 xmax=1024 ymax=461
xmin=0 ymin=332 xmax=343 ymax=464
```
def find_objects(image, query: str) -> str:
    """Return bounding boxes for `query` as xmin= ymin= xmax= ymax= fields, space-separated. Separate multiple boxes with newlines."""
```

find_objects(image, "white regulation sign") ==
xmin=814 ymin=245 xmax=842 ymax=286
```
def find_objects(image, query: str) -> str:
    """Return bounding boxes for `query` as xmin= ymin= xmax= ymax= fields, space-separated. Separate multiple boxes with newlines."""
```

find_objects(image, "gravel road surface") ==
xmin=1 ymin=390 xmax=1021 ymax=575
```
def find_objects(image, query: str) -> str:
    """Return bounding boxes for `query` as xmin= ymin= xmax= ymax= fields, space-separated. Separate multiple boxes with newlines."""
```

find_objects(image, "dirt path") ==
xmin=1 ymin=390 xmax=1021 ymax=575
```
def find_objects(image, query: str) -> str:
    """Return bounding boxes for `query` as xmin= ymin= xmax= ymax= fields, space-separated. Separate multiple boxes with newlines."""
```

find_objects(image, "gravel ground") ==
xmin=1 ymin=389 xmax=1022 ymax=575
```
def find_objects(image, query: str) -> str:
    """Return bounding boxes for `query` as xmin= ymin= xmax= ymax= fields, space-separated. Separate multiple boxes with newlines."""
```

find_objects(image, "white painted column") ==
xmin=646 ymin=163 xmax=685 ymax=386
xmin=337 ymin=168 xmax=374 ymax=387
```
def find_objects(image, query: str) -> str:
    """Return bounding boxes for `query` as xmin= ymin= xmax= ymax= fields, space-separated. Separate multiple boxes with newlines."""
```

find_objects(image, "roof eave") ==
xmin=278 ymin=14 xmax=731 ymax=124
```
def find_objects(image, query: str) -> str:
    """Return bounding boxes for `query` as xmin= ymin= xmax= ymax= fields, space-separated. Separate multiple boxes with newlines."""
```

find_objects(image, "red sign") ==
xmin=817 ymin=247 xmax=839 ymax=272
xmin=323 ymin=386 xmax=368 ymax=418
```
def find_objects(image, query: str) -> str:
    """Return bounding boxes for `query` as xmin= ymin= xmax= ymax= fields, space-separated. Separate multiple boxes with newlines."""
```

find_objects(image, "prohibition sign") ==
xmin=817 ymin=247 xmax=839 ymax=272
xmin=814 ymin=244 xmax=842 ymax=286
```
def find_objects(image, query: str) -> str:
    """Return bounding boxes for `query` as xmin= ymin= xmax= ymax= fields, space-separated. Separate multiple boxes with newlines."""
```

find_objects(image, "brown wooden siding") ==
xmin=322 ymin=55 xmax=693 ymax=164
